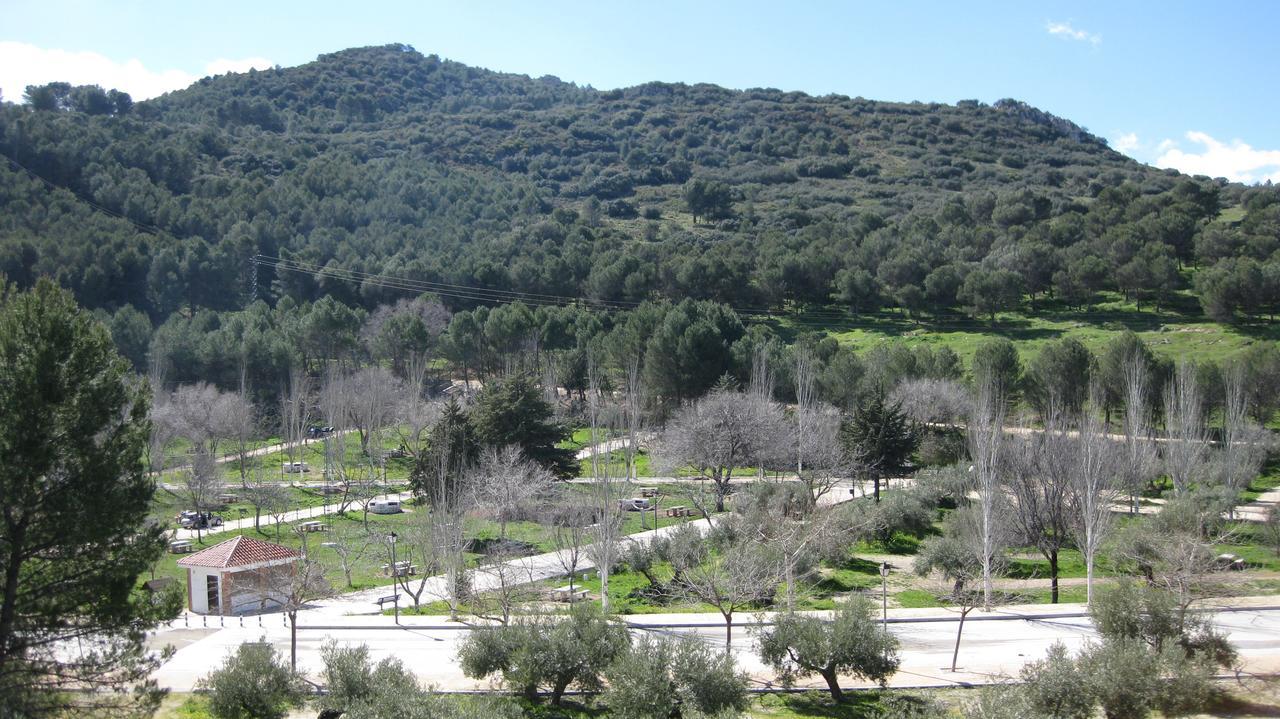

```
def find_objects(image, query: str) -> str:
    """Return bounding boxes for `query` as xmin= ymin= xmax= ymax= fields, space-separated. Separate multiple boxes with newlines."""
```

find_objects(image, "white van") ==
xmin=618 ymin=498 xmax=651 ymax=512
xmin=369 ymin=499 xmax=402 ymax=515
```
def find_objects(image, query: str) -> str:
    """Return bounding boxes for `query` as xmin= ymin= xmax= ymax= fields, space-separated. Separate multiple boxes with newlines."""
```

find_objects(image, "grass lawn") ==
xmin=776 ymin=289 xmax=1278 ymax=367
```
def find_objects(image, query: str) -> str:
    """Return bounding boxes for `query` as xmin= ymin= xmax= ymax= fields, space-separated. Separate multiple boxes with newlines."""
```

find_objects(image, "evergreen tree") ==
xmin=468 ymin=374 xmax=578 ymax=479
xmin=841 ymin=393 xmax=918 ymax=502
xmin=0 ymin=279 xmax=174 ymax=715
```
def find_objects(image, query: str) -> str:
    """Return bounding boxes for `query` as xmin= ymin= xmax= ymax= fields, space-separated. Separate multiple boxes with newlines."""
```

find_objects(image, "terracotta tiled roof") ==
xmin=178 ymin=536 xmax=299 ymax=569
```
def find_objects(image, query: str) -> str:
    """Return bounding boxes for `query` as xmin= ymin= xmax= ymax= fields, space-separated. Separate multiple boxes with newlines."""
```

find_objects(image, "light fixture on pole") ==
xmin=388 ymin=531 xmax=399 ymax=625
xmin=879 ymin=562 xmax=891 ymax=629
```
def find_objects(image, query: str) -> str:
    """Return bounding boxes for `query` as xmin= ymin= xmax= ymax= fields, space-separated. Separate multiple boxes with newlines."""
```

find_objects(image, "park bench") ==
xmin=375 ymin=594 xmax=400 ymax=610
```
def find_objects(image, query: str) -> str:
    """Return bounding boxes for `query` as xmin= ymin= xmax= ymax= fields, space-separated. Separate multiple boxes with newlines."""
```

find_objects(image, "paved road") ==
xmin=148 ymin=603 xmax=1280 ymax=692
xmin=169 ymin=492 xmax=412 ymax=541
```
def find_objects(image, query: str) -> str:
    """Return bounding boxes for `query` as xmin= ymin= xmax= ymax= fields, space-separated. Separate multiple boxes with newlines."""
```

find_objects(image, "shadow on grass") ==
xmin=753 ymin=690 xmax=892 ymax=718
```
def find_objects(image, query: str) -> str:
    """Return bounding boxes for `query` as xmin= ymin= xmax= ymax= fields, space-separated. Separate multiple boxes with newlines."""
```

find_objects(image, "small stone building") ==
xmin=178 ymin=536 xmax=299 ymax=615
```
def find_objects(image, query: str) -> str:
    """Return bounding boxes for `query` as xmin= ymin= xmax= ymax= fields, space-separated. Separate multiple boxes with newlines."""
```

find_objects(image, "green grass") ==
xmin=781 ymin=289 xmax=1279 ymax=367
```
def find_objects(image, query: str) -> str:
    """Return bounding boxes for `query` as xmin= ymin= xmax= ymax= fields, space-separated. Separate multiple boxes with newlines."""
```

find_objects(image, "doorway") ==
xmin=206 ymin=574 xmax=220 ymax=613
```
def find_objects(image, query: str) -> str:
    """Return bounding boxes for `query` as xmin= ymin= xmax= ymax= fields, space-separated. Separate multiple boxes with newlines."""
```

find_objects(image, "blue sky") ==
xmin=3 ymin=0 xmax=1278 ymax=182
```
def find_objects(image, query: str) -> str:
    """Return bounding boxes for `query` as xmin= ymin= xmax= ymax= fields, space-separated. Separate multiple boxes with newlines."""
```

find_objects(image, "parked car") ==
xmin=178 ymin=511 xmax=223 ymax=529
xmin=618 ymin=498 xmax=651 ymax=512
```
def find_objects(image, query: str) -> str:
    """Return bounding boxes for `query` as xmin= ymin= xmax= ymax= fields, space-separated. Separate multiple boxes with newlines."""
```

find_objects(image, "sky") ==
xmin=3 ymin=0 xmax=1278 ymax=183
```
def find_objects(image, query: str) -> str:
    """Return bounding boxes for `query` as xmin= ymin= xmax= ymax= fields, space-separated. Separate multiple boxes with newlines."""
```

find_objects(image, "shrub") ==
xmin=458 ymin=605 xmax=629 ymax=705
xmin=1017 ymin=642 xmax=1094 ymax=719
xmin=199 ymin=641 xmax=301 ymax=719
xmin=603 ymin=635 xmax=749 ymax=719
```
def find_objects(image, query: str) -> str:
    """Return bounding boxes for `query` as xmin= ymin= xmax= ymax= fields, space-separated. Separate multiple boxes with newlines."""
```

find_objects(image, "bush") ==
xmin=458 ymin=605 xmax=629 ymax=705
xmin=1018 ymin=642 xmax=1094 ymax=719
xmin=320 ymin=640 xmax=523 ymax=719
xmin=603 ymin=635 xmax=749 ymax=719
xmin=199 ymin=641 xmax=301 ymax=719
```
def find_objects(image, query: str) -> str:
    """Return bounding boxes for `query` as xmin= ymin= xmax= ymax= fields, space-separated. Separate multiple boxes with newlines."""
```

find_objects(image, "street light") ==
xmin=879 ymin=562 xmax=891 ymax=628
xmin=388 ymin=531 xmax=399 ymax=625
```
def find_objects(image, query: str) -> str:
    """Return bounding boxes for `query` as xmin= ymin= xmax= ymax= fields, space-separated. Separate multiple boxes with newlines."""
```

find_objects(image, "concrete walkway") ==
xmin=148 ymin=599 xmax=1280 ymax=692
xmin=170 ymin=491 xmax=411 ymax=541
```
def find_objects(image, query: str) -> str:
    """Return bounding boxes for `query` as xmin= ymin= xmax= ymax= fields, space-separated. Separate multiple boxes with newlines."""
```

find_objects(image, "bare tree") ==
xmin=1163 ymin=361 xmax=1209 ymax=496
xmin=471 ymin=445 xmax=555 ymax=541
xmin=1120 ymin=354 xmax=1159 ymax=514
xmin=794 ymin=404 xmax=851 ymax=509
xmin=1070 ymin=389 xmax=1121 ymax=606
xmin=280 ymin=368 xmax=313 ymax=464
xmin=968 ymin=378 xmax=1006 ymax=610
xmin=392 ymin=355 xmax=441 ymax=458
xmin=1005 ymin=409 xmax=1075 ymax=604
xmin=890 ymin=378 xmax=972 ymax=427
xmin=653 ymin=389 xmax=788 ymax=512
xmin=324 ymin=522 xmax=375 ymax=590
xmin=473 ymin=549 xmax=538 ymax=625
xmin=674 ymin=539 xmax=782 ymax=648
xmin=382 ymin=510 xmax=448 ymax=610
xmin=181 ymin=452 xmax=222 ymax=543
xmin=586 ymin=361 xmax=622 ymax=613
xmin=252 ymin=553 xmax=333 ymax=673
xmin=622 ymin=356 xmax=645 ymax=482
xmin=914 ymin=505 xmax=1009 ymax=671
xmin=1214 ymin=363 xmax=1272 ymax=502
xmin=550 ymin=500 xmax=591 ymax=594
xmin=793 ymin=346 xmax=817 ymax=479
xmin=327 ymin=366 xmax=402 ymax=458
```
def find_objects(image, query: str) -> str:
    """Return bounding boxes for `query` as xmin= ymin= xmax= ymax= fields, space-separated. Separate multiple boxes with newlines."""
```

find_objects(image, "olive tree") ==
xmin=603 ymin=635 xmax=749 ymax=719
xmin=458 ymin=606 xmax=629 ymax=706
xmin=757 ymin=597 xmax=900 ymax=701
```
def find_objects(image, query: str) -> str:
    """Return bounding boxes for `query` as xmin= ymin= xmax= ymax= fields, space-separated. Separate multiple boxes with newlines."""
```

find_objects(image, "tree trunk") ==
xmin=951 ymin=607 xmax=971 ymax=672
xmin=821 ymin=668 xmax=844 ymax=702
xmin=723 ymin=613 xmax=733 ymax=649
xmin=873 ymin=474 xmax=881 ymax=503
xmin=1049 ymin=548 xmax=1059 ymax=604
xmin=289 ymin=610 xmax=298 ymax=673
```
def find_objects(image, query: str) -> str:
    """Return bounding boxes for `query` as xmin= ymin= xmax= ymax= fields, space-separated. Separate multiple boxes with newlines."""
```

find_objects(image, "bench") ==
xmin=375 ymin=594 xmax=400 ymax=609
xmin=169 ymin=540 xmax=194 ymax=554
xmin=547 ymin=585 xmax=590 ymax=602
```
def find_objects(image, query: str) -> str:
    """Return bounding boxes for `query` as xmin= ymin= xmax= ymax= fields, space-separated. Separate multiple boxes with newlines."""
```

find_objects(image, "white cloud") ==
xmin=1155 ymin=131 xmax=1280 ymax=184
xmin=0 ymin=41 xmax=272 ymax=102
xmin=1046 ymin=21 xmax=1101 ymax=46
xmin=1112 ymin=132 xmax=1139 ymax=153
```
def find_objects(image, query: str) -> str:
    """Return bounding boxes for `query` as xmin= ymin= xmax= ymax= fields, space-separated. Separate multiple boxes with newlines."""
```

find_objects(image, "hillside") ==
xmin=0 ymin=43 xmax=1278 ymax=393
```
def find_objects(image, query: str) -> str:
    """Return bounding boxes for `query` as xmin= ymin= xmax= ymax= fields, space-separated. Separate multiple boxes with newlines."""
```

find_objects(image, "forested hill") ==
xmin=1 ymin=43 xmax=1278 ymax=389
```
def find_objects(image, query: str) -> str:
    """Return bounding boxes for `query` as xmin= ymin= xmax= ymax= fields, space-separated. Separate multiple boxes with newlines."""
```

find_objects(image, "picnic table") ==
xmin=169 ymin=539 xmax=194 ymax=554
xmin=640 ymin=488 xmax=659 ymax=498
xmin=298 ymin=520 xmax=329 ymax=533
xmin=547 ymin=585 xmax=589 ymax=602
xmin=665 ymin=506 xmax=687 ymax=518
xmin=381 ymin=561 xmax=418 ymax=578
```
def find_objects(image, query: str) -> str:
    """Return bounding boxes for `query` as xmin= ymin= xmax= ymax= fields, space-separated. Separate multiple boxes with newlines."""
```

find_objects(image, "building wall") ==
xmin=187 ymin=567 xmax=221 ymax=614
xmin=185 ymin=559 xmax=298 ymax=615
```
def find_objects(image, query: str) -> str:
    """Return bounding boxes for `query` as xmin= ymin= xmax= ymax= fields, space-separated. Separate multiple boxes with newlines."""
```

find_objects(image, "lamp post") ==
xmin=879 ymin=562 xmax=890 ymax=628
xmin=388 ymin=531 xmax=399 ymax=625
